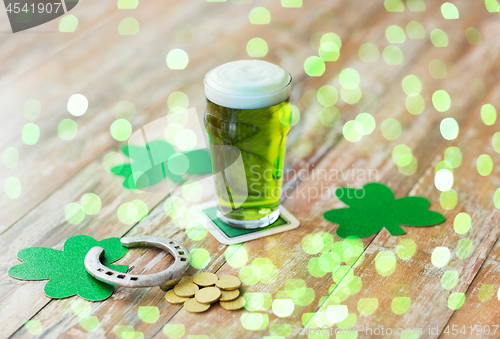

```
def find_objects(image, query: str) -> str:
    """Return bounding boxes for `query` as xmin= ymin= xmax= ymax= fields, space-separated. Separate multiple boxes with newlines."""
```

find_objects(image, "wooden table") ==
xmin=1 ymin=0 xmax=500 ymax=338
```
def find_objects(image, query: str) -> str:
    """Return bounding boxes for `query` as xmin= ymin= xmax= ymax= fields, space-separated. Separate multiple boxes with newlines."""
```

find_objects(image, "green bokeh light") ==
xmin=444 ymin=146 xmax=462 ymax=168
xmin=80 ymin=316 xmax=99 ymax=332
xmin=22 ymin=123 xmax=40 ymax=145
xmin=466 ymin=27 xmax=482 ymax=45
xmin=317 ymin=85 xmax=338 ymax=106
xmin=357 ymin=298 xmax=378 ymax=315
xmin=59 ymin=15 xmax=78 ymax=32
xmin=407 ymin=0 xmax=426 ymax=11
xmin=448 ymin=293 xmax=465 ymax=310
xmin=138 ymin=306 xmax=160 ymax=324
xmin=342 ymin=121 xmax=363 ymax=142
xmin=441 ymin=2 xmax=459 ymax=19
xmin=163 ymin=324 xmax=185 ymax=339
xmin=478 ymin=284 xmax=495 ymax=302
xmin=384 ymin=0 xmax=404 ymax=12
xmin=110 ymin=119 xmax=132 ymax=141
xmin=383 ymin=45 xmax=404 ymax=65
xmin=339 ymin=68 xmax=360 ymax=89
xmin=80 ymin=193 xmax=101 ymax=215
xmin=401 ymin=75 xmax=422 ymax=95
xmin=375 ymin=251 xmax=396 ymax=276
xmin=396 ymin=239 xmax=417 ymax=260
xmin=4 ymin=177 xmax=21 ymax=199
xmin=249 ymin=7 xmax=271 ymax=24
xmin=246 ymin=38 xmax=268 ymax=57
xmin=430 ymin=29 xmax=449 ymax=47
xmin=405 ymin=95 xmax=425 ymax=115
xmin=441 ymin=270 xmax=459 ymax=290
xmin=432 ymin=90 xmax=451 ymax=112
xmin=118 ymin=17 xmax=139 ymax=35
xmin=391 ymin=297 xmax=411 ymax=315
xmin=118 ymin=0 xmax=138 ymax=9
xmin=485 ymin=0 xmax=500 ymax=12
xmin=25 ymin=320 xmax=43 ymax=335
xmin=319 ymin=106 xmax=340 ymax=127
xmin=340 ymin=87 xmax=362 ymax=104
xmin=453 ymin=212 xmax=471 ymax=234
xmin=304 ymin=56 xmax=326 ymax=77
xmin=480 ymin=104 xmax=496 ymax=126
xmin=65 ymin=202 xmax=85 ymax=225
xmin=58 ymin=119 xmax=78 ymax=141
xmin=440 ymin=189 xmax=458 ymax=210
xmin=281 ymin=0 xmax=302 ymax=8
xmin=67 ymin=94 xmax=88 ymax=117
xmin=23 ymin=98 xmax=41 ymax=120
xmin=2 ymin=147 xmax=19 ymax=169
xmin=385 ymin=25 xmax=406 ymax=44
xmin=492 ymin=132 xmax=500 ymax=153
xmin=406 ymin=21 xmax=425 ymax=39
xmin=114 ymin=101 xmax=136 ymax=120
xmin=381 ymin=118 xmax=402 ymax=140
xmin=166 ymin=49 xmax=189 ymax=70
xmin=456 ymin=238 xmax=473 ymax=259
xmin=358 ymin=42 xmax=380 ymax=62
xmin=319 ymin=42 xmax=340 ymax=62
xmin=429 ymin=59 xmax=447 ymax=79
xmin=477 ymin=154 xmax=493 ymax=176
xmin=189 ymin=248 xmax=211 ymax=269
xmin=431 ymin=246 xmax=450 ymax=267
xmin=355 ymin=113 xmax=376 ymax=135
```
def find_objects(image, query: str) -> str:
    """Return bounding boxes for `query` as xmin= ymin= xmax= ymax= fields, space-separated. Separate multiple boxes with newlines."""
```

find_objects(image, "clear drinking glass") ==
xmin=204 ymin=60 xmax=292 ymax=229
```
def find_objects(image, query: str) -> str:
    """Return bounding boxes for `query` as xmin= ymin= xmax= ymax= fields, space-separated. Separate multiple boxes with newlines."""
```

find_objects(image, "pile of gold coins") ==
xmin=161 ymin=272 xmax=245 ymax=313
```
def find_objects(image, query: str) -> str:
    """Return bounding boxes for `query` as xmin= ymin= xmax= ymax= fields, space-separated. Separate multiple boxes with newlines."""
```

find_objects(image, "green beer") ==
xmin=204 ymin=60 xmax=292 ymax=228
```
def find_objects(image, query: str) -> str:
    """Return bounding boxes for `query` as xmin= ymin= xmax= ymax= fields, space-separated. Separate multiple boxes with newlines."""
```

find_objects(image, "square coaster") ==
xmin=191 ymin=201 xmax=300 ymax=245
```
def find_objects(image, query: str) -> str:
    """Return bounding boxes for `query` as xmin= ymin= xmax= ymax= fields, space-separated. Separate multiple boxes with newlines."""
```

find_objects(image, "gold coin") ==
xmin=195 ymin=286 xmax=221 ymax=304
xmin=165 ymin=290 xmax=190 ymax=304
xmin=193 ymin=272 xmax=218 ymax=287
xmin=179 ymin=276 xmax=194 ymax=284
xmin=174 ymin=282 xmax=199 ymax=297
xmin=215 ymin=275 xmax=241 ymax=290
xmin=220 ymin=289 xmax=240 ymax=302
xmin=184 ymin=298 xmax=211 ymax=313
xmin=220 ymin=296 xmax=246 ymax=310
xmin=160 ymin=277 xmax=181 ymax=291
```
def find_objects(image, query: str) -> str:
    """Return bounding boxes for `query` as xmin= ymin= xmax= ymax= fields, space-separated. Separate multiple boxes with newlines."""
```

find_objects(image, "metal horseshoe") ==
xmin=84 ymin=236 xmax=190 ymax=288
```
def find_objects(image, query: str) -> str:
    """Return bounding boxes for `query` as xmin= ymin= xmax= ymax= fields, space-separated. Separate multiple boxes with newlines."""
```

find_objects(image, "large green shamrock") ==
xmin=324 ymin=182 xmax=445 ymax=238
xmin=111 ymin=140 xmax=212 ymax=189
xmin=9 ymin=235 xmax=128 ymax=301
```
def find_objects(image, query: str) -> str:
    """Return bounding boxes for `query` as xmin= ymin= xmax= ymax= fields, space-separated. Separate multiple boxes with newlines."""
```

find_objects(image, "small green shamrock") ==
xmin=9 ymin=235 xmax=128 ymax=301
xmin=323 ymin=182 xmax=445 ymax=238
xmin=111 ymin=140 xmax=212 ymax=189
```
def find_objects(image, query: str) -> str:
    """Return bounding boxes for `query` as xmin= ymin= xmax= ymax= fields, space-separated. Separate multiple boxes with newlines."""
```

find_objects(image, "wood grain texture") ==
xmin=1 ymin=0 xmax=500 ymax=338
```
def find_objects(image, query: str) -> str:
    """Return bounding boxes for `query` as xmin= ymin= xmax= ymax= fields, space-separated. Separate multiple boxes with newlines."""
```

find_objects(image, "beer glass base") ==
xmin=217 ymin=208 xmax=280 ymax=229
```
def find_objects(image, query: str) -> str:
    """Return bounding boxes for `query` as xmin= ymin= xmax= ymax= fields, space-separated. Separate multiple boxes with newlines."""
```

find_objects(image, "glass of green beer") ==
xmin=204 ymin=60 xmax=292 ymax=228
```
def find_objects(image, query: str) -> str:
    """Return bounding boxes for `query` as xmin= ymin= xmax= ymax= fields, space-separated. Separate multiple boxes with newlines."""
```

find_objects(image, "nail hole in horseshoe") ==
xmin=130 ymin=277 xmax=138 ymax=281
xmin=117 ymin=275 xmax=125 ymax=279
xmin=106 ymin=271 xmax=113 ymax=276
xmin=97 ymin=268 xmax=104 ymax=272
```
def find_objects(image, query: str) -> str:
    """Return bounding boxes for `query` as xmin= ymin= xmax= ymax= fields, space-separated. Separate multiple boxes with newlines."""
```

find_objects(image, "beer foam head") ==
xmin=204 ymin=60 xmax=291 ymax=109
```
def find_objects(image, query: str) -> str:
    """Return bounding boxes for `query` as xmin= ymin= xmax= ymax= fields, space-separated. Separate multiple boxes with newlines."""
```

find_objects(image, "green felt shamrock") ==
xmin=9 ymin=235 xmax=128 ymax=301
xmin=323 ymin=182 xmax=445 ymax=238
xmin=111 ymin=140 xmax=212 ymax=189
